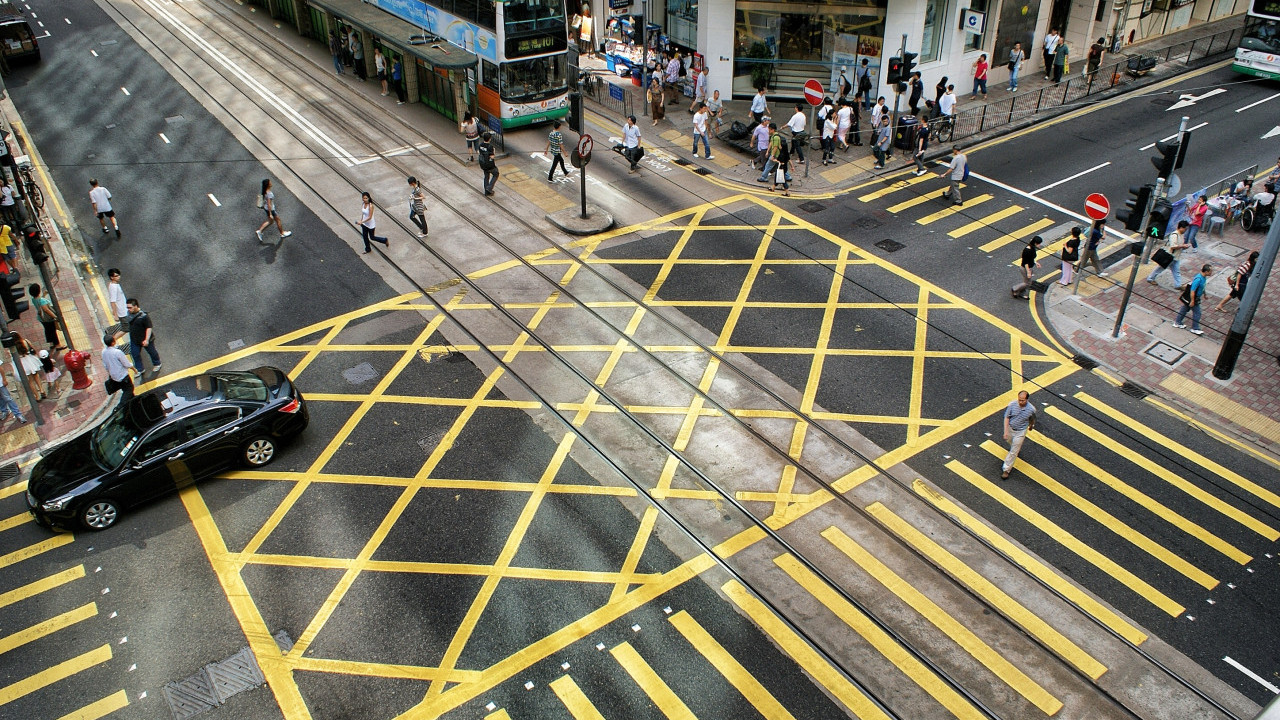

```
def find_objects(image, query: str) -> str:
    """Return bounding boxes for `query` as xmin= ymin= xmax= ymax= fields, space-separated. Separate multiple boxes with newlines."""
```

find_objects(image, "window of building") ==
xmin=964 ymin=0 xmax=989 ymax=52
xmin=921 ymin=0 xmax=947 ymax=62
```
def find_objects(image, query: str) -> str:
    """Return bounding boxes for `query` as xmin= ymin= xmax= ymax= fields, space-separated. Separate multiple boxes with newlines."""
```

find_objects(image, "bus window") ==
xmin=1241 ymin=18 xmax=1280 ymax=53
xmin=500 ymin=54 xmax=567 ymax=102
xmin=482 ymin=59 xmax=500 ymax=92
xmin=504 ymin=0 xmax=566 ymax=36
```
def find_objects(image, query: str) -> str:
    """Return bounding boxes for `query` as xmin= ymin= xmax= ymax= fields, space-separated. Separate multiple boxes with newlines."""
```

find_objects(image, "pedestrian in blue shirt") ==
xmin=1173 ymin=264 xmax=1213 ymax=334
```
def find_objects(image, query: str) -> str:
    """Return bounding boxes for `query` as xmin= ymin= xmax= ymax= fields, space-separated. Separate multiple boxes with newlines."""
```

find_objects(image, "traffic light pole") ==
xmin=1141 ymin=116 xmax=1188 ymax=265
xmin=1213 ymin=211 xmax=1280 ymax=379
xmin=1112 ymin=176 xmax=1166 ymax=339
xmin=890 ymin=34 xmax=907 ymax=132
xmin=0 ymin=317 xmax=44 ymax=426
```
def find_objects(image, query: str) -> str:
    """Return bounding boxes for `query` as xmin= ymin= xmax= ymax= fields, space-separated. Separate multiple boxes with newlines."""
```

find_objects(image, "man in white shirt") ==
xmin=750 ymin=87 xmax=769 ymax=123
xmin=1042 ymin=29 xmax=1060 ymax=80
xmin=622 ymin=116 xmax=643 ymax=173
xmin=785 ymin=104 xmax=807 ymax=164
xmin=689 ymin=66 xmax=708 ymax=113
xmin=101 ymin=333 xmax=135 ymax=400
xmin=106 ymin=268 xmax=129 ymax=333
xmin=939 ymin=85 xmax=957 ymax=116
xmin=692 ymin=104 xmax=713 ymax=159
xmin=89 ymin=179 xmax=119 ymax=237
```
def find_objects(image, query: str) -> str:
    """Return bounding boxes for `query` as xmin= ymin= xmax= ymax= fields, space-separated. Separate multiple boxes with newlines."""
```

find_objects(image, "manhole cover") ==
xmin=671 ymin=157 xmax=691 ymax=166
xmin=797 ymin=201 xmax=826 ymax=213
xmin=875 ymin=238 xmax=905 ymax=252
xmin=1072 ymin=354 xmax=1099 ymax=370
xmin=857 ymin=217 xmax=883 ymax=229
xmin=1145 ymin=341 xmax=1186 ymax=366
xmin=163 ymin=631 xmax=291 ymax=720
xmin=1120 ymin=381 xmax=1151 ymax=399
xmin=693 ymin=167 xmax=713 ymax=175
xmin=342 ymin=362 xmax=379 ymax=385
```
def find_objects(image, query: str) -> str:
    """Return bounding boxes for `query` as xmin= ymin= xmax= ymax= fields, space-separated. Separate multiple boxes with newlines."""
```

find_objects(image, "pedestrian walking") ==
xmin=751 ymin=118 xmax=771 ymax=168
xmin=934 ymin=76 xmax=948 ymax=106
xmin=622 ymin=116 xmax=643 ymax=173
xmin=770 ymin=142 xmax=791 ymax=196
xmin=89 ymin=179 xmax=120 ymax=237
xmin=545 ymin=121 xmax=570 ymax=181
xmin=1042 ymin=29 xmax=1060 ymax=79
xmin=1173 ymin=264 xmax=1213 ymax=334
xmin=1087 ymin=37 xmax=1106 ymax=76
xmin=101 ymin=333 xmax=134 ymax=400
xmin=1007 ymin=42 xmax=1025 ymax=92
xmin=872 ymin=115 xmax=892 ymax=170
xmin=375 ymin=47 xmax=389 ymax=96
xmin=107 ymin=268 xmax=129 ymax=333
xmin=407 ymin=176 xmax=428 ymax=238
xmin=837 ymin=101 xmax=856 ymax=148
xmin=255 ymin=179 xmax=293 ymax=242
xmin=356 ymin=192 xmax=390 ymax=254
xmin=1011 ymin=235 xmax=1043 ymax=298
xmin=689 ymin=65 xmax=708 ymax=113
xmin=939 ymin=84 xmax=958 ymax=117
xmin=856 ymin=58 xmax=873 ymax=109
xmin=939 ymin=146 xmax=966 ymax=205
xmin=328 ymin=32 xmax=344 ymax=75
xmin=758 ymin=124 xmax=782 ymax=182
xmin=1145 ymin=220 xmax=1190 ymax=287
xmin=1080 ymin=219 xmax=1107 ymax=276
xmin=1185 ymin=196 xmax=1209 ymax=248
xmin=647 ymin=77 xmax=665 ymax=125
xmin=750 ymin=87 xmax=769 ymax=123
xmin=0 ymin=176 xmax=17 ymax=227
xmin=1053 ymin=39 xmax=1069 ymax=84
xmin=1001 ymin=390 xmax=1037 ymax=479
xmin=1215 ymin=250 xmax=1259 ymax=312
xmin=833 ymin=66 xmax=852 ymax=102
xmin=785 ymin=104 xmax=806 ymax=164
xmin=665 ymin=52 xmax=683 ymax=104
xmin=29 ymin=283 xmax=63 ymax=349
xmin=870 ymin=97 xmax=887 ymax=133
xmin=392 ymin=58 xmax=406 ymax=104
xmin=478 ymin=131 xmax=499 ymax=194
xmin=461 ymin=112 xmax=481 ymax=163
xmin=911 ymin=116 xmax=930 ymax=175
xmin=971 ymin=53 xmax=989 ymax=97
xmin=692 ymin=103 xmax=713 ymax=159
xmin=126 ymin=298 xmax=161 ymax=375
xmin=0 ymin=354 xmax=26 ymax=425
xmin=820 ymin=109 xmax=837 ymax=165
xmin=1059 ymin=227 xmax=1080 ymax=285
xmin=14 ymin=332 xmax=44 ymax=399
xmin=908 ymin=72 xmax=923 ymax=115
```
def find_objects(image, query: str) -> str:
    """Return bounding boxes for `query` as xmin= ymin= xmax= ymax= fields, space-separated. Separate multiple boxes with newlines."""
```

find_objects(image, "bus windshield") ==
xmin=503 ymin=0 xmax=566 ymax=36
xmin=1241 ymin=17 xmax=1280 ymax=53
xmin=501 ymin=55 xmax=568 ymax=102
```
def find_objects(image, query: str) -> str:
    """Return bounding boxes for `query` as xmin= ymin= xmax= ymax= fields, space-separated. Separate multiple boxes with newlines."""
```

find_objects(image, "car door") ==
xmin=179 ymin=407 xmax=244 ymax=477
xmin=110 ymin=422 xmax=189 ymax=507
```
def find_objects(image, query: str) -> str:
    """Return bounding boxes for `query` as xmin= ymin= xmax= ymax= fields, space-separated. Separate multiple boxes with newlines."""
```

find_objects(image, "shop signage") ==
xmin=609 ymin=0 xmax=633 ymax=8
xmin=959 ymin=9 xmax=986 ymax=34
xmin=507 ymin=33 xmax=568 ymax=58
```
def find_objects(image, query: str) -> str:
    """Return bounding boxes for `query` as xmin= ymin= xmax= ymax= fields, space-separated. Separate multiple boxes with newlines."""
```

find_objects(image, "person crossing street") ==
xmin=545 ymin=121 xmax=570 ymax=181
xmin=1001 ymin=391 xmax=1037 ymax=479
xmin=1011 ymin=236 xmax=1043 ymax=299
xmin=939 ymin=146 xmax=966 ymax=205
xmin=89 ymin=179 xmax=120 ymax=237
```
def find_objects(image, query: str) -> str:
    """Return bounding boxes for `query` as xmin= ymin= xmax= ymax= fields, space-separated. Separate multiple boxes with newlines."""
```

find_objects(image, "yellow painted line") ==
xmin=0 ymin=479 xmax=28 ymax=499
xmin=822 ymin=526 xmax=1062 ymax=715
xmin=981 ymin=440 xmax=1217 ymax=590
xmin=485 ymin=710 xmax=512 ymax=720
xmin=978 ymin=218 xmax=1056 ymax=253
xmin=886 ymin=188 xmax=954 ymax=214
xmin=0 ymin=602 xmax=98 ymax=655
xmin=1160 ymin=373 xmax=1280 ymax=445
xmin=948 ymin=205 xmax=1025 ymax=238
xmin=1143 ymin=394 xmax=1280 ymax=473
xmin=848 ymin=166 xmax=917 ymax=190
xmin=56 ymin=690 xmax=129 ymax=720
xmin=0 ymin=511 xmax=33 ymax=532
xmin=669 ymin=611 xmax=796 ymax=720
xmin=292 ymin=656 xmax=481 ymax=683
xmin=549 ymin=675 xmax=606 ymax=720
xmin=1078 ymin=392 xmax=1280 ymax=509
xmin=0 ymin=534 xmax=74 ymax=570
xmin=867 ymin=502 xmax=1106 ymax=679
xmin=12 ymin=117 xmax=72 ymax=226
xmin=0 ymin=644 xmax=112 ymax=706
xmin=1045 ymin=406 xmax=1277 ymax=541
xmin=0 ymin=565 xmax=85 ymax=610
xmin=1028 ymin=429 xmax=1250 ymax=565
xmin=912 ymin=480 xmax=1147 ymax=644
xmin=858 ymin=172 xmax=935 ymax=202
xmin=773 ymin=554 xmax=985 ymax=720
xmin=948 ymin=459 xmax=1184 ymax=616
xmin=611 ymin=641 xmax=697 ymax=719
xmin=721 ymin=581 xmax=893 ymax=720
xmin=916 ymin=194 xmax=993 ymax=225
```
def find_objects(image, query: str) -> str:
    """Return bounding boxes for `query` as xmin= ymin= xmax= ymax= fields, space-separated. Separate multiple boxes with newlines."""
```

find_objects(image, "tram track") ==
xmin=90 ymin=0 xmax=1254 ymax=716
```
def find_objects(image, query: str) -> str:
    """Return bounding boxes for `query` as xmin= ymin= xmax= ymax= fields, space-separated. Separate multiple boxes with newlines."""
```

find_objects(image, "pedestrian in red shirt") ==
xmin=1185 ymin=196 xmax=1209 ymax=249
xmin=971 ymin=54 xmax=989 ymax=97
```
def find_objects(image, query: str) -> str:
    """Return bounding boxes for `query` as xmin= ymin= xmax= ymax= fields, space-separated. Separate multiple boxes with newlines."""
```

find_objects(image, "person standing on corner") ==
xmin=375 ymin=47 xmax=388 ymax=96
xmin=107 ymin=268 xmax=129 ymax=334
xmin=89 ymin=179 xmax=119 ymax=237
xmin=125 ymin=298 xmax=161 ymax=376
xmin=940 ymin=145 xmax=966 ymax=206
xmin=1042 ymin=28 xmax=1060 ymax=79
xmin=908 ymin=71 xmax=924 ymax=115
xmin=1007 ymin=42 xmax=1025 ymax=92
xmin=692 ymin=103 xmax=713 ymax=159
xmin=622 ymin=116 xmax=643 ymax=174
xmin=407 ymin=176 xmax=428 ymax=238
xmin=820 ymin=107 xmax=837 ymax=165
xmin=351 ymin=31 xmax=366 ymax=81
xmin=1059 ymin=227 xmax=1080 ymax=285
xmin=29 ymin=283 xmax=62 ymax=350
xmin=1011 ymin=235 xmax=1043 ymax=299
xmin=785 ymin=104 xmax=806 ymax=164
xmin=1173 ymin=264 xmax=1213 ymax=335
xmin=328 ymin=32 xmax=344 ymax=75
xmin=647 ymin=77 xmax=665 ymax=126
xmin=356 ymin=192 xmax=390 ymax=254
xmin=478 ymin=131 xmax=499 ymax=195
xmin=1145 ymin=220 xmax=1190 ymax=287
xmin=751 ymin=117 xmax=771 ymax=169
xmin=971 ymin=54 xmax=989 ymax=97
xmin=911 ymin=116 xmax=930 ymax=176
xmin=939 ymin=84 xmax=958 ymax=118
xmin=856 ymin=57 xmax=873 ymax=109
xmin=255 ymin=179 xmax=292 ymax=243
xmin=1185 ymin=195 xmax=1209 ymax=249
xmin=460 ymin=112 xmax=480 ymax=163
xmin=545 ymin=121 xmax=570 ymax=181
xmin=872 ymin=115 xmax=891 ymax=170
xmin=101 ymin=333 xmax=135 ymax=400
xmin=1001 ymin=390 xmax=1037 ymax=479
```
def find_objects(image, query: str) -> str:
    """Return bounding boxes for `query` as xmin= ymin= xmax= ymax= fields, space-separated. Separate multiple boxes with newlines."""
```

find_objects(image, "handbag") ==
xmin=1152 ymin=248 xmax=1174 ymax=268
xmin=775 ymin=167 xmax=786 ymax=183
xmin=256 ymin=194 xmax=264 ymax=209
xmin=1178 ymin=283 xmax=1192 ymax=305
xmin=1007 ymin=60 xmax=1017 ymax=71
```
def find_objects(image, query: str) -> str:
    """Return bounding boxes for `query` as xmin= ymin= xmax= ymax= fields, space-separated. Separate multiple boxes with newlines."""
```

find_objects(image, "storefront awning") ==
xmin=306 ymin=0 xmax=477 ymax=70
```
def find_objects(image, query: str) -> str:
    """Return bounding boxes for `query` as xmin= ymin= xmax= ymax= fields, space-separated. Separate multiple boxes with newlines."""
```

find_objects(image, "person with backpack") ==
xmin=1145 ymin=220 xmax=1190 ymax=288
xmin=856 ymin=58 xmax=873 ymax=109
xmin=478 ymin=132 xmax=499 ymax=195
xmin=834 ymin=66 xmax=852 ymax=101
xmin=939 ymin=145 xmax=966 ymax=205
xmin=1173 ymin=265 xmax=1213 ymax=335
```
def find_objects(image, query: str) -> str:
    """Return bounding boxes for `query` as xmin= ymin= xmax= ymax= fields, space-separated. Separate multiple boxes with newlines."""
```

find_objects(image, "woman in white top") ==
xmin=835 ymin=102 xmax=852 ymax=150
xmin=821 ymin=113 xmax=838 ymax=165
xmin=357 ymin=192 xmax=389 ymax=254
xmin=375 ymin=48 xmax=388 ymax=96
xmin=0 ymin=177 xmax=16 ymax=227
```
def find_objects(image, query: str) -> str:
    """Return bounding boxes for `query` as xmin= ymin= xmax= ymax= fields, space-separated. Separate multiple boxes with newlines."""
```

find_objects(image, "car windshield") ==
xmin=90 ymin=404 xmax=141 ymax=471
xmin=501 ymin=55 xmax=568 ymax=102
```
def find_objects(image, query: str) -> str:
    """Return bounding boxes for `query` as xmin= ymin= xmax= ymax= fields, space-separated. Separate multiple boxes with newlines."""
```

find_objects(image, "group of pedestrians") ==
xmin=327 ymin=29 xmax=406 ymax=104
xmin=97 ymin=268 xmax=162 ymax=401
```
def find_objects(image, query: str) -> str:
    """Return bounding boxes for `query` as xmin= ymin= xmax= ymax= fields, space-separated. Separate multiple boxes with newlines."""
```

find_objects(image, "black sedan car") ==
xmin=26 ymin=367 xmax=308 ymax=531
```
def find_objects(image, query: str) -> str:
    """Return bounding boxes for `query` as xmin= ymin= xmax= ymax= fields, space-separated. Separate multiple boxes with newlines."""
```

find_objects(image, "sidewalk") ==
xmin=1044 ymin=216 xmax=1280 ymax=456
xmin=0 ymin=108 xmax=115 ymax=469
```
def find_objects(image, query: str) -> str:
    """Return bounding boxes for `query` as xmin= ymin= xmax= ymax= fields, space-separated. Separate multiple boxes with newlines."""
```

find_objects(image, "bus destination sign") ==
xmin=1253 ymin=0 xmax=1280 ymax=17
xmin=507 ymin=33 xmax=568 ymax=58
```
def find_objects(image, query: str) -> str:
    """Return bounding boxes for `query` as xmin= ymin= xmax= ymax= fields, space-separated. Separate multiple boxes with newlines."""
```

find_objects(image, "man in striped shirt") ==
xmin=1001 ymin=391 xmax=1037 ymax=479
xmin=545 ymin=121 xmax=570 ymax=182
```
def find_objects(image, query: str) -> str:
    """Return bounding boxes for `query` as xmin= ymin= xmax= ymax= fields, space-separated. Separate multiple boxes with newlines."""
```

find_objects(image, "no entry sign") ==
xmin=1084 ymin=193 xmax=1110 ymax=221
xmin=804 ymin=79 xmax=824 ymax=106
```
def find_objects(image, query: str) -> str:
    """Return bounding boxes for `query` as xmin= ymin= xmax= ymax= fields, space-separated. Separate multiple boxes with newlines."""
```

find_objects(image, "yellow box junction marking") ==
xmin=611 ymin=641 xmax=698 ymax=719
xmin=669 ymin=610 xmax=797 ymax=719
xmin=549 ymin=675 xmax=606 ymax=720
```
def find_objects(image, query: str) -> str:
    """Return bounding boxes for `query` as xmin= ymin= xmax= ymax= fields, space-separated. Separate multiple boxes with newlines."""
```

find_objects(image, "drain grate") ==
xmin=693 ymin=167 xmax=713 ymax=175
xmin=342 ymin=362 xmax=379 ymax=385
xmin=797 ymin=201 xmax=826 ymax=213
xmin=875 ymin=238 xmax=905 ymax=253
xmin=671 ymin=157 xmax=692 ymax=166
xmin=164 ymin=631 xmax=291 ymax=719
xmin=1071 ymin=354 xmax=1099 ymax=370
xmin=0 ymin=463 xmax=19 ymax=484
xmin=1120 ymin=381 xmax=1151 ymax=399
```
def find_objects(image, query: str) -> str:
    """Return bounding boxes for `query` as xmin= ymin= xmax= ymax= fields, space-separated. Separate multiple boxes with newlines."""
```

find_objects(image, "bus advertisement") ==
xmin=1233 ymin=0 xmax=1280 ymax=79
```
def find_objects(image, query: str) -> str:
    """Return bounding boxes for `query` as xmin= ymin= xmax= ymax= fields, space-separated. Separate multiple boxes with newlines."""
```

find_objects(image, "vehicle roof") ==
xmin=123 ymin=370 xmax=269 ymax=432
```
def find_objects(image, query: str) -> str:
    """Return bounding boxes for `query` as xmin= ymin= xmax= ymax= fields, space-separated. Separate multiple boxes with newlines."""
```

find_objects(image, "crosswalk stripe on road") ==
xmin=549 ymin=675 xmax=606 ymax=720
xmin=917 ymin=194 xmax=994 ymax=225
xmin=979 ymin=218 xmax=1056 ymax=253
xmin=0 ymin=602 xmax=98 ymax=655
xmin=949 ymin=205 xmax=1025 ymax=238
xmin=0 ymin=535 xmax=74 ymax=570
xmin=0 ymin=644 xmax=112 ymax=706
xmin=0 ymin=566 xmax=85 ymax=610
xmin=669 ymin=611 xmax=797 ymax=720
xmin=54 ymin=689 xmax=129 ymax=720
xmin=610 ymin=641 xmax=697 ymax=719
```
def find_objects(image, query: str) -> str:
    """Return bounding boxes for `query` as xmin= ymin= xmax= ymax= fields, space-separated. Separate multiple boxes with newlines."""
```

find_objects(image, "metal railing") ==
xmin=580 ymin=71 xmax=636 ymax=120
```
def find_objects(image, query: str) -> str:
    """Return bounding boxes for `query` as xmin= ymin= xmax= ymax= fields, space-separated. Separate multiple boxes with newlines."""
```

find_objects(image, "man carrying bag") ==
xmin=1145 ymin=220 xmax=1190 ymax=287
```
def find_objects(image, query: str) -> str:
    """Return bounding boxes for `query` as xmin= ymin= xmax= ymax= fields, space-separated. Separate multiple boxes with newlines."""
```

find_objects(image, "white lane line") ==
xmin=1030 ymin=162 xmax=1111 ymax=196
xmin=121 ymin=87 xmax=130 ymax=96
xmin=90 ymin=50 xmax=98 ymax=57
xmin=1138 ymin=122 xmax=1206 ymax=151
xmin=36 ymin=20 xmax=43 ymax=27
xmin=139 ymin=0 xmax=358 ymax=166
xmin=1223 ymin=657 xmax=1279 ymax=694
xmin=159 ymin=133 xmax=170 ymax=144
xmin=351 ymin=143 xmax=433 ymax=165
xmin=64 ymin=17 xmax=71 ymax=24
xmin=207 ymin=194 xmax=221 ymax=207
xmin=972 ymin=171 xmax=1134 ymax=244
xmin=1236 ymin=92 xmax=1280 ymax=113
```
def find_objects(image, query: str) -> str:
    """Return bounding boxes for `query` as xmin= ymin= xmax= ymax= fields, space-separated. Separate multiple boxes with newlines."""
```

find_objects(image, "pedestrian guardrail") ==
xmin=581 ymin=72 xmax=635 ymax=120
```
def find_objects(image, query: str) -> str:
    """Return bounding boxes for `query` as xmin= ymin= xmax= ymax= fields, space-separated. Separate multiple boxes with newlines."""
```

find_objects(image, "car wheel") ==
xmin=242 ymin=437 xmax=276 ymax=467
xmin=81 ymin=500 xmax=119 ymax=531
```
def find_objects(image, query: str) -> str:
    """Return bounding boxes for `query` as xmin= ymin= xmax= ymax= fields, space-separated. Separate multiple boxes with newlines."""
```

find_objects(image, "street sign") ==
xmin=803 ymin=79 xmax=824 ymax=106
xmin=578 ymin=134 xmax=594 ymax=157
xmin=609 ymin=84 xmax=624 ymax=102
xmin=1084 ymin=193 xmax=1110 ymax=221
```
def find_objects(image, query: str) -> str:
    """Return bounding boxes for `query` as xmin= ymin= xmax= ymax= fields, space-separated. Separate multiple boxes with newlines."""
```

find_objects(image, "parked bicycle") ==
xmin=17 ymin=162 xmax=43 ymax=211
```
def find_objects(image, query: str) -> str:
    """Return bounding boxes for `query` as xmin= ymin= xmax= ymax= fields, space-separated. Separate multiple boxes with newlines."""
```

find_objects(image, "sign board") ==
xmin=609 ymin=83 xmax=625 ymax=102
xmin=803 ymin=79 xmax=824 ymax=106
xmin=1084 ymin=193 xmax=1110 ymax=221
xmin=578 ymin=134 xmax=594 ymax=157
xmin=609 ymin=0 xmax=632 ymax=8
xmin=960 ymin=9 xmax=986 ymax=34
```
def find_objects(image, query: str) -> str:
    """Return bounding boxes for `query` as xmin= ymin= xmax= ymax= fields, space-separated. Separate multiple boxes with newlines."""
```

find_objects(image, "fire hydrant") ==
xmin=64 ymin=350 xmax=92 ymax=390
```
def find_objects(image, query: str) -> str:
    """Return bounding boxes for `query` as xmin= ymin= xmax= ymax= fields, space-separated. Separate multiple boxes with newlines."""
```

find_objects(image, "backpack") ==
xmin=858 ymin=72 xmax=872 ymax=93
xmin=961 ymin=162 xmax=970 ymax=181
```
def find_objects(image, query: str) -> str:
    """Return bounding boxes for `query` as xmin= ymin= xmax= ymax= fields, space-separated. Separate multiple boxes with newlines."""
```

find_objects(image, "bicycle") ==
xmin=17 ymin=162 xmax=43 ymax=211
xmin=932 ymin=114 xmax=956 ymax=143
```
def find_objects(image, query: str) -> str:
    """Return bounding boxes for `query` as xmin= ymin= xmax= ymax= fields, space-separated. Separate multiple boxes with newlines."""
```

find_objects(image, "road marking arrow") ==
xmin=1264 ymin=126 xmax=1280 ymax=139
xmin=1167 ymin=88 xmax=1225 ymax=110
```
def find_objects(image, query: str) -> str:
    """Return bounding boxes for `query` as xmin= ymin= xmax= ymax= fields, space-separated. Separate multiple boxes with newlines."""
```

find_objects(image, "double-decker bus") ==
xmin=371 ymin=0 xmax=570 ymax=128
xmin=1233 ymin=0 xmax=1280 ymax=80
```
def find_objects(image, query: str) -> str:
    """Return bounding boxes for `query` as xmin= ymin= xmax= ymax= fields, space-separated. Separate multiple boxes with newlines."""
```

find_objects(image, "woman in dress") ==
xmin=14 ymin=333 xmax=45 ymax=400
xmin=648 ymin=77 xmax=665 ymax=125
xmin=835 ymin=100 xmax=852 ymax=150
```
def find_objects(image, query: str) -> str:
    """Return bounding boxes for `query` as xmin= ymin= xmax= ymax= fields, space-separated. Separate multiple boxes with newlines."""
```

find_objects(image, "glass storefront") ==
xmin=667 ymin=0 xmax=698 ymax=50
xmin=733 ymin=0 xmax=888 ymax=96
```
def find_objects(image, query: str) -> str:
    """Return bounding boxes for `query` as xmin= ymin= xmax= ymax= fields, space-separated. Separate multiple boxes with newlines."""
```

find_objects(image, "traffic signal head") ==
xmin=896 ymin=81 xmax=908 ymax=94
xmin=1151 ymin=140 xmax=1180 ymax=179
xmin=886 ymin=56 xmax=903 ymax=84
xmin=22 ymin=226 xmax=46 ymax=264
xmin=902 ymin=51 xmax=918 ymax=77
xmin=567 ymin=91 xmax=582 ymax=134
xmin=1147 ymin=199 xmax=1173 ymax=240
xmin=0 ymin=268 xmax=26 ymax=320
xmin=1116 ymin=184 xmax=1153 ymax=233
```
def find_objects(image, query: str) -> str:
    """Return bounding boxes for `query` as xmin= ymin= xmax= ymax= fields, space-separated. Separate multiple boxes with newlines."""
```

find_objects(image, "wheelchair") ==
xmin=1241 ymin=195 xmax=1276 ymax=232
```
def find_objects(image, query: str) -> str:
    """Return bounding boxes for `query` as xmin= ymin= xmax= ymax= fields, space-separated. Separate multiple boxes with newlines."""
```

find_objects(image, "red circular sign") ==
xmin=578 ymin=134 xmax=594 ymax=157
xmin=804 ymin=79 xmax=824 ymax=106
xmin=1084 ymin=193 xmax=1110 ymax=221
